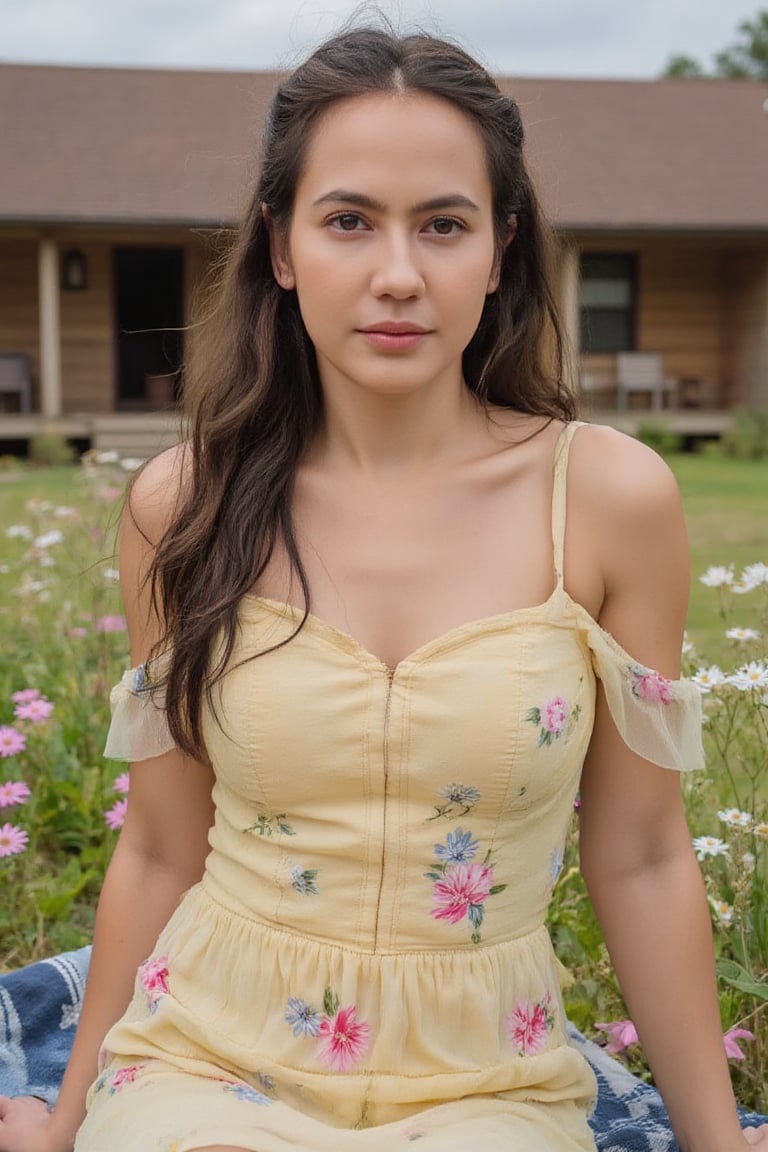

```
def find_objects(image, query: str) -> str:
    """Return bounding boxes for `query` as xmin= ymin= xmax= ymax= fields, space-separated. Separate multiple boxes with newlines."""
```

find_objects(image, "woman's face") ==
xmin=269 ymin=90 xmax=504 ymax=401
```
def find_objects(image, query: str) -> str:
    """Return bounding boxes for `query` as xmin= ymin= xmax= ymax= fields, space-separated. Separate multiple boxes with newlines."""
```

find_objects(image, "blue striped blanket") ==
xmin=1 ymin=948 xmax=765 ymax=1148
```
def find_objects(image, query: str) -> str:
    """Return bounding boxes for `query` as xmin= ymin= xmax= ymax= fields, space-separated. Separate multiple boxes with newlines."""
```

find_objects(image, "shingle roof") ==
xmin=1 ymin=63 xmax=767 ymax=231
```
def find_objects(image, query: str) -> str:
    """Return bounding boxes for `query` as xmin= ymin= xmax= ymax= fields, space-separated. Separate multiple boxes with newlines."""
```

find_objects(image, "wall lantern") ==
xmin=61 ymin=249 xmax=88 ymax=291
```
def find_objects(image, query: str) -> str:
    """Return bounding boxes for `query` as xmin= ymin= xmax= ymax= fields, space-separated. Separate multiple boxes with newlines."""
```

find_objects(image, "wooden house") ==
xmin=1 ymin=63 xmax=767 ymax=454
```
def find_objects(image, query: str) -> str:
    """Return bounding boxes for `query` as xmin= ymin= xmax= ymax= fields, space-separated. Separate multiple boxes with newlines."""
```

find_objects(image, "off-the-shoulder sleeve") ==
xmin=584 ymin=619 xmax=704 ymax=773
xmin=103 ymin=653 xmax=176 ymax=762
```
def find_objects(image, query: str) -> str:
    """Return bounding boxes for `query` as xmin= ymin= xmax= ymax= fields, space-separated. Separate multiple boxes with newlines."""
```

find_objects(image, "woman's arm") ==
xmin=0 ymin=450 xmax=215 ymax=1152
xmin=575 ymin=429 xmax=764 ymax=1152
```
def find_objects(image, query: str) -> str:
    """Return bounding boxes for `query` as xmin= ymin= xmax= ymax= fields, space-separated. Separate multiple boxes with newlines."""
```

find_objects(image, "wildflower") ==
xmin=113 ymin=773 xmax=130 ymax=795
xmin=741 ymin=852 xmax=756 ymax=875
xmin=6 ymin=525 xmax=32 ymax=540
xmin=94 ymin=450 xmax=119 ymax=464
xmin=692 ymin=836 xmax=729 ymax=860
xmin=103 ymin=568 xmax=120 ymax=582
xmin=284 ymin=997 xmax=321 ymax=1038
xmin=691 ymin=666 xmax=725 ymax=694
xmin=0 ymin=781 xmax=31 ymax=808
xmin=104 ymin=799 xmax=127 ymax=830
xmin=700 ymin=566 xmax=734 ymax=587
xmin=14 ymin=697 xmax=54 ymax=723
xmin=594 ymin=1019 xmax=639 ymax=1054
xmin=727 ymin=662 xmax=768 ymax=691
xmin=725 ymin=627 xmax=760 ymax=642
xmin=732 ymin=562 xmax=768 ymax=593
xmin=0 ymin=726 xmax=26 ymax=758
xmin=316 ymin=1005 xmax=370 ymax=1072
xmin=69 ymin=627 xmax=89 ymax=638
xmin=54 ymin=506 xmax=76 ymax=518
xmin=97 ymin=485 xmax=122 ymax=503
xmin=711 ymin=900 xmax=733 ymax=926
xmin=723 ymin=1027 xmax=754 ymax=1061
xmin=33 ymin=530 xmax=63 ymax=549
xmin=717 ymin=808 xmax=753 ymax=829
xmin=430 ymin=862 xmax=494 ymax=924
xmin=120 ymin=458 xmax=145 ymax=472
xmin=434 ymin=828 xmax=479 ymax=865
xmin=0 ymin=822 xmax=29 ymax=857
xmin=11 ymin=688 xmax=40 ymax=704
xmin=681 ymin=634 xmax=694 ymax=656
xmin=754 ymin=823 xmax=768 ymax=841
xmin=95 ymin=615 xmax=127 ymax=633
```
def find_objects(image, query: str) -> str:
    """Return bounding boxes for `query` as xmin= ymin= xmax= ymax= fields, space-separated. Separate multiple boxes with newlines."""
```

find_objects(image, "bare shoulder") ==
xmin=568 ymin=422 xmax=683 ymax=525
xmin=124 ymin=443 xmax=192 ymax=547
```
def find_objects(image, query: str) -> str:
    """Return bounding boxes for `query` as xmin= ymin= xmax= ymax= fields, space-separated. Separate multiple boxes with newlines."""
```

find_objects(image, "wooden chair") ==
xmin=0 ymin=353 xmax=33 ymax=413
xmin=616 ymin=352 xmax=677 ymax=412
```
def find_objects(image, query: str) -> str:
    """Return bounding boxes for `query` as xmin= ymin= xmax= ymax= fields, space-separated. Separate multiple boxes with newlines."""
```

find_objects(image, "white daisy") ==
xmin=33 ymin=530 xmax=63 ymax=548
xmin=691 ymin=665 xmax=725 ymax=694
xmin=727 ymin=662 xmax=768 ymax=691
xmin=717 ymin=808 xmax=753 ymax=829
xmin=725 ymin=627 xmax=760 ymax=642
xmin=692 ymin=835 xmax=730 ymax=860
xmin=711 ymin=900 xmax=733 ymax=926
xmin=5 ymin=525 xmax=32 ymax=540
xmin=700 ymin=566 xmax=734 ymax=588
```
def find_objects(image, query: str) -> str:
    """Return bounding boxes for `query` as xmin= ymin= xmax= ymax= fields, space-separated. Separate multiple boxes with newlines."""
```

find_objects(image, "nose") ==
xmin=369 ymin=230 xmax=425 ymax=300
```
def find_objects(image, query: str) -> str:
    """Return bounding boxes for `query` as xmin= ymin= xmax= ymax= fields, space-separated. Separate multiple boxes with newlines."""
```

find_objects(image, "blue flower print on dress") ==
xmin=223 ymin=1082 xmax=274 ymax=1106
xmin=434 ymin=827 xmax=478 ymax=865
xmin=289 ymin=864 xmax=319 ymax=895
xmin=549 ymin=846 xmax=565 ymax=886
xmin=428 ymin=783 xmax=481 ymax=821
xmin=132 ymin=664 xmax=150 ymax=693
xmin=285 ymin=997 xmax=322 ymax=1037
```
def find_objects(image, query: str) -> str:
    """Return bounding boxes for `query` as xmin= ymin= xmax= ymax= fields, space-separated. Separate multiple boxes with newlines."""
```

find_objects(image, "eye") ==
xmin=425 ymin=217 xmax=465 ymax=237
xmin=328 ymin=212 xmax=367 ymax=232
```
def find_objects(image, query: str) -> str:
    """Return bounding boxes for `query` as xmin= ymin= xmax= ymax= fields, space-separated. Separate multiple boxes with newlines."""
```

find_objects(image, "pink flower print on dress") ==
xmin=316 ymin=1004 xmax=371 ymax=1072
xmin=110 ymin=1064 xmax=145 ymax=1093
xmin=138 ymin=956 xmax=170 ymax=1012
xmin=431 ymin=862 xmax=494 ymax=925
xmin=506 ymin=995 xmax=555 ymax=1056
xmin=525 ymin=697 xmax=581 ymax=748
xmin=629 ymin=665 xmax=674 ymax=705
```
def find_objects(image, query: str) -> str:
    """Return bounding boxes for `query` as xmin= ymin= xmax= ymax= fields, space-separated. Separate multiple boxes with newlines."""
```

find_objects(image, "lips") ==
xmin=359 ymin=323 xmax=430 ymax=334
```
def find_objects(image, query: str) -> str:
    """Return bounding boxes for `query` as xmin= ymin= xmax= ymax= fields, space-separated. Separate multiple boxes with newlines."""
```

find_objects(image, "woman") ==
xmin=1 ymin=24 xmax=765 ymax=1152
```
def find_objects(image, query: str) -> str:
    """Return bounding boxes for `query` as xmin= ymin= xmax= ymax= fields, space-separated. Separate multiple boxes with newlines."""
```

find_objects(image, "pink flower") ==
xmin=10 ymin=689 xmax=40 ymax=704
xmin=14 ymin=697 xmax=54 ymax=723
xmin=594 ymin=1019 xmax=639 ymax=1054
xmin=113 ymin=773 xmax=130 ymax=795
xmin=0 ymin=822 xmax=29 ymax=857
xmin=507 ymin=998 xmax=552 ymax=1055
xmin=430 ymin=862 xmax=494 ymax=924
xmin=69 ymin=627 xmax=89 ymax=638
xmin=110 ymin=1064 xmax=145 ymax=1092
xmin=95 ymin=615 xmax=127 ymax=633
xmin=0 ymin=781 xmax=31 ymax=808
xmin=104 ymin=798 xmax=127 ymax=830
xmin=723 ymin=1027 xmax=754 ymax=1061
xmin=543 ymin=696 xmax=569 ymax=735
xmin=631 ymin=667 xmax=674 ymax=705
xmin=0 ymin=726 xmax=26 ymax=758
xmin=316 ymin=1005 xmax=370 ymax=1072
xmin=138 ymin=957 xmax=170 ymax=1010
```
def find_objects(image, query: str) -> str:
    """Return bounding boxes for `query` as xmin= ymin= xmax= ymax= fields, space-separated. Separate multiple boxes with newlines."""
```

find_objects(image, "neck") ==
xmin=307 ymin=368 xmax=488 ymax=478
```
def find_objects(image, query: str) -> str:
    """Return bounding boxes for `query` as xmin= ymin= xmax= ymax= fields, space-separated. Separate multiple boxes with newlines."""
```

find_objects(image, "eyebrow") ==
xmin=311 ymin=189 xmax=481 ymax=214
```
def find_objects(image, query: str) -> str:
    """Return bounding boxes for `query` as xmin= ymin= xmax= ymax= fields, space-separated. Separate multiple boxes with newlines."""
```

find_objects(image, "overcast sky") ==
xmin=1 ymin=0 xmax=763 ymax=79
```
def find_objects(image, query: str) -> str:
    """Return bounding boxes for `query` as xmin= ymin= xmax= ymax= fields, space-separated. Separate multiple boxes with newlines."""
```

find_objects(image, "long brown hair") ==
xmin=144 ymin=25 xmax=576 ymax=762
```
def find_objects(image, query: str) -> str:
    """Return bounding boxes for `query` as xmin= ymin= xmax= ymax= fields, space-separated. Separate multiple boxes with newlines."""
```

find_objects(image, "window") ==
xmin=579 ymin=253 xmax=637 ymax=354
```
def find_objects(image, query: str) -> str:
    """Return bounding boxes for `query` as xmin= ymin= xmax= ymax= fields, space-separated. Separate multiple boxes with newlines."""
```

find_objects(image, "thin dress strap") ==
xmin=551 ymin=421 xmax=584 ymax=590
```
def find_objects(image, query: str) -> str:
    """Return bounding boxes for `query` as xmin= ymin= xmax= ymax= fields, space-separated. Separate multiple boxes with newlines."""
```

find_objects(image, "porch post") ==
xmin=38 ymin=237 xmax=63 ymax=418
xmin=559 ymin=240 xmax=580 ymax=390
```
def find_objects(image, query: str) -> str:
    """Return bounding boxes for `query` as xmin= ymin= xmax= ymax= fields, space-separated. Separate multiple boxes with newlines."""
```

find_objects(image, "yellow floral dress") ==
xmin=75 ymin=422 xmax=703 ymax=1152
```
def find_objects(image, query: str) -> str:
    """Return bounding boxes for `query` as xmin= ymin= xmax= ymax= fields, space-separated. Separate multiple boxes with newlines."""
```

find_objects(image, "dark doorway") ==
xmin=114 ymin=247 xmax=184 ymax=409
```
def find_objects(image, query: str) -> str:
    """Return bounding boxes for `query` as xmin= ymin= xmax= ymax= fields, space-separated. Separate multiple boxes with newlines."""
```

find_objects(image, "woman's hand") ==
xmin=0 ymin=1096 xmax=69 ymax=1152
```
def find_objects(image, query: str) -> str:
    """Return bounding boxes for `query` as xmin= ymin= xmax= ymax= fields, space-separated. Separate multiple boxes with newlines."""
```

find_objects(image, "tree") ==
xmin=662 ymin=9 xmax=768 ymax=79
